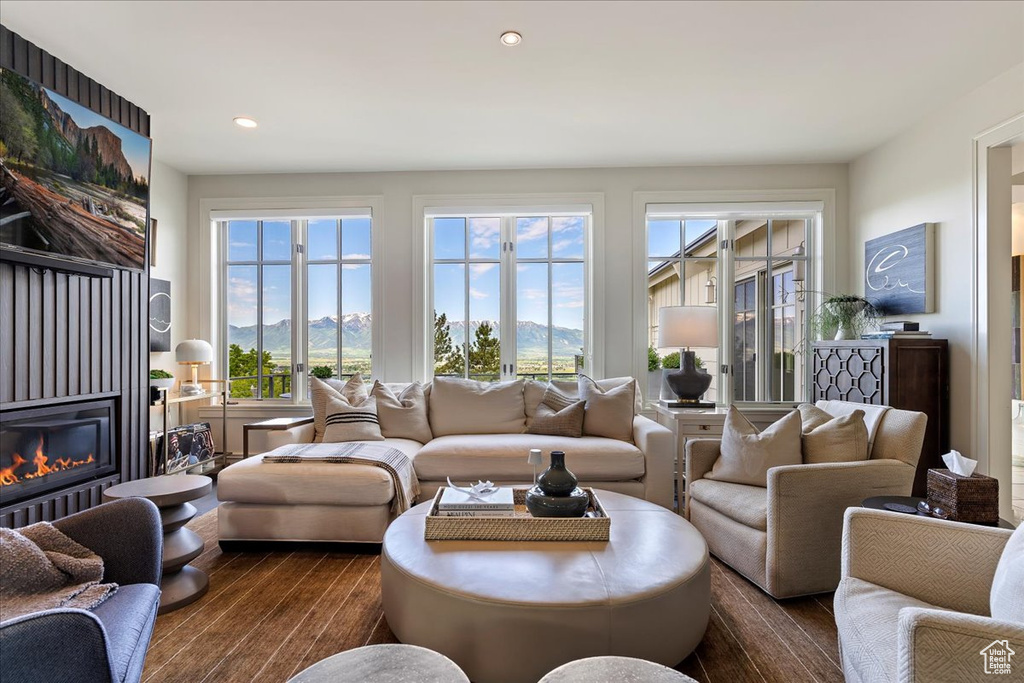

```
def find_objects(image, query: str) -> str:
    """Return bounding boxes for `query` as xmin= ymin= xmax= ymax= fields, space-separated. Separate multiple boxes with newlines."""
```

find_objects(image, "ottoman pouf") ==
xmin=287 ymin=644 xmax=469 ymax=682
xmin=539 ymin=656 xmax=698 ymax=682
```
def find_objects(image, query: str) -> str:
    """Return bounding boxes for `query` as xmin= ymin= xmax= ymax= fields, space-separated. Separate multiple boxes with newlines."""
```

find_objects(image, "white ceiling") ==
xmin=3 ymin=1 xmax=1022 ymax=175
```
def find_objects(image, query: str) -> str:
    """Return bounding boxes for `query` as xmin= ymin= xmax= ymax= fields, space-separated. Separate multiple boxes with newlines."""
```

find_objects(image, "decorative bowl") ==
xmin=524 ymin=486 xmax=590 ymax=518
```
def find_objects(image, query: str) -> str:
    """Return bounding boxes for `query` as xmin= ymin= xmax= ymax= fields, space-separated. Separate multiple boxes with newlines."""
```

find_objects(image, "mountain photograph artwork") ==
xmin=0 ymin=68 xmax=150 ymax=269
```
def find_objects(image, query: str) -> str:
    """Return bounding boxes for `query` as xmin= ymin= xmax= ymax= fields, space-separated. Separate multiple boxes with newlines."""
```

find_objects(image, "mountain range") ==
xmin=228 ymin=313 xmax=583 ymax=356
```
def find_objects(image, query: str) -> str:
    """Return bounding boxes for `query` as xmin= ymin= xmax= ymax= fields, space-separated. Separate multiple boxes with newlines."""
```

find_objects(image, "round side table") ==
xmin=104 ymin=474 xmax=212 ymax=613
xmin=862 ymin=495 xmax=1015 ymax=529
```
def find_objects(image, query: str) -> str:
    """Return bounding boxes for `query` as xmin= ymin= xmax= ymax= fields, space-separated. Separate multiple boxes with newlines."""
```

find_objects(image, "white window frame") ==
xmin=633 ymin=190 xmax=835 ymax=409
xmin=412 ymin=194 xmax=605 ymax=382
xmin=198 ymin=196 xmax=384 ymax=406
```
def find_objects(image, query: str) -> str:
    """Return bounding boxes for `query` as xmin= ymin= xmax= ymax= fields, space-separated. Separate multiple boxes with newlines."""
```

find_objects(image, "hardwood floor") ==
xmin=142 ymin=510 xmax=844 ymax=683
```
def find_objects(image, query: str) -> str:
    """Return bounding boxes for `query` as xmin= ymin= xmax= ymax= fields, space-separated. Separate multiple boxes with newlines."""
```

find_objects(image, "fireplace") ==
xmin=0 ymin=399 xmax=117 ymax=507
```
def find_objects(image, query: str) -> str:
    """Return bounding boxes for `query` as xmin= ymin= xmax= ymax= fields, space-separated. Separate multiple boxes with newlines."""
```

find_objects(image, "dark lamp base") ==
xmin=660 ymin=399 xmax=716 ymax=409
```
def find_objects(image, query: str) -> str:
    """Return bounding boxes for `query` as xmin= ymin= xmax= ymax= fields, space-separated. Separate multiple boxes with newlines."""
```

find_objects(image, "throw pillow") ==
xmin=370 ymin=380 xmax=433 ymax=444
xmin=526 ymin=399 xmax=585 ymax=438
xmin=310 ymin=375 xmax=369 ymax=442
xmin=706 ymin=406 xmax=802 ymax=487
xmin=428 ymin=376 xmax=526 ymax=436
xmin=321 ymin=395 xmax=383 ymax=443
xmin=797 ymin=404 xmax=869 ymax=464
xmin=990 ymin=522 xmax=1024 ymax=623
xmin=578 ymin=375 xmax=636 ymax=442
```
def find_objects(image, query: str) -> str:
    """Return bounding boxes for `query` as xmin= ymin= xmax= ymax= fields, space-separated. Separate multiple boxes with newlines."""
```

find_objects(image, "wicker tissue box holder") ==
xmin=926 ymin=468 xmax=999 ymax=525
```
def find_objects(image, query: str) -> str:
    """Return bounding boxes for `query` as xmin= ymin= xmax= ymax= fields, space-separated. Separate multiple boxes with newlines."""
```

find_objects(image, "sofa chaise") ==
xmin=217 ymin=377 xmax=674 ymax=544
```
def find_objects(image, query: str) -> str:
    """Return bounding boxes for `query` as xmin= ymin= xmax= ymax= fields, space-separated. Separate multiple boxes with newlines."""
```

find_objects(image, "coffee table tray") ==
xmin=424 ymin=487 xmax=610 ymax=542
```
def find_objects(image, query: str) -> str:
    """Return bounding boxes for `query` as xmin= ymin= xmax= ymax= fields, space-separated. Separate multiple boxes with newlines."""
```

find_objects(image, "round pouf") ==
xmin=287 ymin=644 xmax=469 ymax=683
xmin=539 ymin=656 xmax=698 ymax=682
xmin=381 ymin=490 xmax=710 ymax=683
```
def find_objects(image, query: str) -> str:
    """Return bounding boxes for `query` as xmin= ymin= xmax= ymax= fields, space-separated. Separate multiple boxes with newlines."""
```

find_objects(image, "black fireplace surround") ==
xmin=0 ymin=399 xmax=117 ymax=508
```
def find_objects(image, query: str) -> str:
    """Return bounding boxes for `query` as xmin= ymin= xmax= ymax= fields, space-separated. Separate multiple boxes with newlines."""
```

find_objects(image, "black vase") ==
xmin=537 ymin=450 xmax=577 ymax=496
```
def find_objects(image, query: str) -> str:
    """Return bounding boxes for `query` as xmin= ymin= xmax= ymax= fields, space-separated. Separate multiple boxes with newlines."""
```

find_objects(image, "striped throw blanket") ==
xmin=262 ymin=442 xmax=419 ymax=513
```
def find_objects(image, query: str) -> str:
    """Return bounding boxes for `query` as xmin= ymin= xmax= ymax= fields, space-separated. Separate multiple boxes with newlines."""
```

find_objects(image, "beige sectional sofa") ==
xmin=217 ymin=377 xmax=673 ymax=544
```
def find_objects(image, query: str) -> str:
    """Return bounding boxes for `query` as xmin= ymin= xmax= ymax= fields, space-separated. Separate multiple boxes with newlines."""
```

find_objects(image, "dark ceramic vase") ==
xmin=536 ymin=451 xmax=577 ymax=496
xmin=665 ymin=350 xmax=712 ymax=402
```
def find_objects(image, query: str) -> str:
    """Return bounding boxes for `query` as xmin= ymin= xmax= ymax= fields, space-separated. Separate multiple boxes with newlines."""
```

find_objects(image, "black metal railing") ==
xmin=228 ymin=372 xmax=292 ymax=398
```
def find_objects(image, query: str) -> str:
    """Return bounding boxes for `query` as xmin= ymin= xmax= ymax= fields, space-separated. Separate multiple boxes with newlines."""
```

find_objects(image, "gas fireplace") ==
xmin=0 ymin=399 xmax=116 ymax=507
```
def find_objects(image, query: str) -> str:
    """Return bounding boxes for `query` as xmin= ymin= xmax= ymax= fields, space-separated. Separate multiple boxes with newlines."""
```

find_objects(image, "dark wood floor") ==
xmin=142 ymin=510 xmax=844 ymax=683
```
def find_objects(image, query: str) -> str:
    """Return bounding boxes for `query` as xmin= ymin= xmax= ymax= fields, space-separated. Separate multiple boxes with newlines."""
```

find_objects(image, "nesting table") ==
xmin=381 ymin=490 xmax=710 ymax=683
xmin=103 ymin=474 xmax=212 ymax=613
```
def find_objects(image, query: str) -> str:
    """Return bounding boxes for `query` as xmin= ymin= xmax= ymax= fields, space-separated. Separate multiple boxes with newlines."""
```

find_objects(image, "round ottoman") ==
xmin=381 ymin=490 xmax=710 ymax=683
xmin=539 ymin=656 xmax=698 ymax=682
xmin=287 ymin=644 xmax=469 ymax=682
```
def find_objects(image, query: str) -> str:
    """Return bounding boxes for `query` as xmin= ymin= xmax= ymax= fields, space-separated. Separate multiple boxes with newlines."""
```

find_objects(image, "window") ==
xmin=430 ymin=212 xmax=588 ymax=382
xmin=645 ymin=208 xmax=816 ymax=404
xmin=221 ymin=213 xmax=374 ymax=400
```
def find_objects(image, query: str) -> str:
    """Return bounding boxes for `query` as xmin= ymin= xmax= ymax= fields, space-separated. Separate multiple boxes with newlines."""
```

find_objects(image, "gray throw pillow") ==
xmin=371 ymin=380 xmax=433 ymax=444
xmin=526 ymin=400 xmax=585 ymax=438
xmin=578 ymin=375 xmax=636 ymax=442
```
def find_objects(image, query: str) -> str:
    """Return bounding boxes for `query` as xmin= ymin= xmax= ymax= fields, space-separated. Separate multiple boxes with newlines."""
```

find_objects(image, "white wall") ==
xmin=849 ymin=63 xmax=1024 ymax=515
xmin=184 ymin=163 xmax=848 ymax=386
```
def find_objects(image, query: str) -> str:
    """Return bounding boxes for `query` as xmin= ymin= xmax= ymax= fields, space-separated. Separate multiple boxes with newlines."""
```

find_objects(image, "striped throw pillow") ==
xmin=322 ymin=395 xmax=383 ymax=443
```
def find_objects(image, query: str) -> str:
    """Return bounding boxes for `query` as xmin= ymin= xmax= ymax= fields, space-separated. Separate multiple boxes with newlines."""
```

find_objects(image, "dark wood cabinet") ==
xmin=811 ymin=338 xmax=950 ymax=496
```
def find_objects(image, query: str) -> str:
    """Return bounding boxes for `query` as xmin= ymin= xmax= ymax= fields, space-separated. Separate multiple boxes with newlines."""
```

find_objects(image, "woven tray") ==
xmin=424 ymin=487 xmax=610 ymax=542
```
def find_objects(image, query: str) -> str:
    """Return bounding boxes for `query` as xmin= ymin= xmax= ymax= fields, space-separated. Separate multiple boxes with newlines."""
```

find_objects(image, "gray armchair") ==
xmin=685 ymin=401 xmax=927 ymax=598
xmin=835 ymin=507 xmax=1023 ymax=683
xmin=0 ymin=497 xmax=163 ymax=683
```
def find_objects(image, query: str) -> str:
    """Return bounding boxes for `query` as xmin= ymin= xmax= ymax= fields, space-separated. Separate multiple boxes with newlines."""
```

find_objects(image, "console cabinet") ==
xmin=811 ymin=338 xmax=950 ymax=496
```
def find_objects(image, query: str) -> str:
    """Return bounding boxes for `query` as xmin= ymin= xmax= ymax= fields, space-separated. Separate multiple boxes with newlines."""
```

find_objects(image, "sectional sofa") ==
xmin=217 ymin=377 xmax=674 ymax=544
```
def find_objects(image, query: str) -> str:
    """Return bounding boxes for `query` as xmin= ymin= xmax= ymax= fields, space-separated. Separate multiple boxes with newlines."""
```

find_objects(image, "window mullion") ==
xmin=722 ymin=220 xmax=735 ymax=405
xmin=294 ymin=219 xmax=306 ymax=403
xmin=502 ymin=217 xmax=516 ymax=380
xmin=256 ymin=221 xmax=264 ymax=400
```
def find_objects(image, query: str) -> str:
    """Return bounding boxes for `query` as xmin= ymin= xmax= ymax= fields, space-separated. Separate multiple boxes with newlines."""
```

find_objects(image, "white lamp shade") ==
xmin=176 ymin=339 xmax=213 ymax=364
xmin=658 ymin=306 xmax=718 ymax=348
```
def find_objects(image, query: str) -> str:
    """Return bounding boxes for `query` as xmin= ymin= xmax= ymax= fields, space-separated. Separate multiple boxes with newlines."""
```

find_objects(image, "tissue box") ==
xmin=926 ymin=469 xmax=999 ymax=524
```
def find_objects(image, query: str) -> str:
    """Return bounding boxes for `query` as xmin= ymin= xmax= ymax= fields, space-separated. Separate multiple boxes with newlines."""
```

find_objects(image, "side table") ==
xmin=103 ymin=474 xmax=213 ymax=613
xmin=243 ymin=416 xmax=313 ymax=457
xmin=862 ymin=496 xmax=1016 ymax=529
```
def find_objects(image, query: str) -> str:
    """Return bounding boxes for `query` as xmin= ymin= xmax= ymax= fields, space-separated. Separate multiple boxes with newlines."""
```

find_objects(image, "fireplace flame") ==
xmin=0 ymin=436 xmax=97 ymax=486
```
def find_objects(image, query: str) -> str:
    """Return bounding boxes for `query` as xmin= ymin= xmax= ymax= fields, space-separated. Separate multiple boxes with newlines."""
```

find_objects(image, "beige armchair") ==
xmin=835 ymin=508 xmax=1022 ymax=683
xmin=684 ymin=401 xmax=927 ymax=598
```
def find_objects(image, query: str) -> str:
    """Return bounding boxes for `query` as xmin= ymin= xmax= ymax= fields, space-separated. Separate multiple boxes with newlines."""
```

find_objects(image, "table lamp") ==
xmin=176 ymin=339 xmax=213 ymax=396
xmin=658 ymin=306 xmax=718 ymax=408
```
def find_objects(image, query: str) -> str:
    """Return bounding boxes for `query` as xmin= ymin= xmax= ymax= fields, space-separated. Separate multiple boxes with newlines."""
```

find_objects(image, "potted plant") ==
xmin=310 ymin=365 xmax=335 ymax=379
xmin=646 ymin=346 xmax=662 ymax=402
xmin=811 ymin=294 xmax=880 ymax=340
xmin=149 ymin=369 xmax=175 ymax=390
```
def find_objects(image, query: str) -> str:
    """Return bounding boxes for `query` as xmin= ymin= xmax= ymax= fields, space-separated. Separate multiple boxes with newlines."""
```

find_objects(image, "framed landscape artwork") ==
xmin=864 ymin=223 xmax=935 ymax=315
xmin=149 ymin=278 xmax=171 ymax=351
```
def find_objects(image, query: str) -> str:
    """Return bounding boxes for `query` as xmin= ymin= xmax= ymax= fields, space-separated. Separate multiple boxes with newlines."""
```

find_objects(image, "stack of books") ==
xmin=861 ymin=321 xmax=932 ymax=339
xmin=437 ymin=486 xmax=516 ymax=517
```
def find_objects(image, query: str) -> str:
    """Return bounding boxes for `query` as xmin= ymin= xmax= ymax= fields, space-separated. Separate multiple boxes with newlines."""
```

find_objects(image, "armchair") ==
xmin=685 ymin=401 xmax=927 ymax=598
xmin=0 ymin=497 xmax=163 ymax=683
xmin=835 ymin=507 xmax=1022 ymax=683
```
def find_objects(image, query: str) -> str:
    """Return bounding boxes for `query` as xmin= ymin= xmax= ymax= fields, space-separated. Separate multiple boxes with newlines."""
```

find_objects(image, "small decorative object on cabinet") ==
xmin=526 ymin=450 xmax=590 ymax=517
xmin=811 ymin=338 xmax=949 ymax=496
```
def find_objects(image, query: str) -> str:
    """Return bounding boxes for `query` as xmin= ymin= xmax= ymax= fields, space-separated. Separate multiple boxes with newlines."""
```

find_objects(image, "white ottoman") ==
xmin=382 ymin=490 xmax=711 ymax=683
xmin=539 ymin=656 xmax=698 ymax=682
xmin=288 ymin=644 xmax=469 ymax=682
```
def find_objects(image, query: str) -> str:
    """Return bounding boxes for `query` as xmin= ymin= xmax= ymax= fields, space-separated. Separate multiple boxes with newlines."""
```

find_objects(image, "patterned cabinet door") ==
xmin=811 ymin=343 xmax=885 ymax=405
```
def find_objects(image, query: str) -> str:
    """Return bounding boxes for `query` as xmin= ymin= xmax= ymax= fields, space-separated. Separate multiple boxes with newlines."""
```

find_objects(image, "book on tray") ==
xmin=438 ymin=486 xmax=515 ymax=516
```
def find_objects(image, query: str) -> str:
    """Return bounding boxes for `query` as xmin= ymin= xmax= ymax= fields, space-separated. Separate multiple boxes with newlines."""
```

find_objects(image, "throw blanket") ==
xmin=0 ymin=522 xmax=117 ymax=622
xmin=262 ymin=442 xmax=419 ymax=513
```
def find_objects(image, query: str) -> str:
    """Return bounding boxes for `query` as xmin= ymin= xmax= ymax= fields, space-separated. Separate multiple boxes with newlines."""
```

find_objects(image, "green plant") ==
xmin=660 ymin=351 xmax=704 ymax=370
xmin=149 ymin=369 xmax=173 ymax=379
xmin=647 ymin=346 xmax=661 ymax=372
xmin=810 ymin=294 xmax=880 ymax=340
xmin=309 ymin=365 xmax=335 ymax=379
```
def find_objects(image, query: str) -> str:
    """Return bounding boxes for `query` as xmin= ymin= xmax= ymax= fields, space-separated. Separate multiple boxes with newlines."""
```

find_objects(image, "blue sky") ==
xmin=647 ymin=219 xmax=717 ymax=261
xmin=433 ymin=216 xmax=585 ymax=331
xmin=45 ymin=88 xmax=151 ymax=181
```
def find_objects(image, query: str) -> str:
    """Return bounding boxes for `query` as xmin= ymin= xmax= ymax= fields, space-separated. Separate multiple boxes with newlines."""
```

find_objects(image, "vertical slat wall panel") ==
xmin=1 ymin=25 xmax=152 ymax=525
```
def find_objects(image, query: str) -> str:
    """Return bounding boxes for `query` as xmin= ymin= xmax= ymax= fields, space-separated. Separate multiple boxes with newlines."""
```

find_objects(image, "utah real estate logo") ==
xmin=980 ymin=640 xmax=1015 ymax=675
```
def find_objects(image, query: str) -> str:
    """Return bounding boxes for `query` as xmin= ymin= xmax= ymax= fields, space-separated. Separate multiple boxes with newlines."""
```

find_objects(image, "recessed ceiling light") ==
xmin=233 ymin=116 xmax=258 ymax=129
xmin=500 ymin=31 xmax=522 ymax=47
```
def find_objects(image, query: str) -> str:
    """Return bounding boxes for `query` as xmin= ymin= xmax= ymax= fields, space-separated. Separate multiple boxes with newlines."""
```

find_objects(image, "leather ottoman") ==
xmin=381 ymin=490 xmax=710 ymax=683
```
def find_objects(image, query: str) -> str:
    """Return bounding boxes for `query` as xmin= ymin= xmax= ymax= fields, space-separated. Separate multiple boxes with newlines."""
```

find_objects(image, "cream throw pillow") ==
xmin=371 ymin=381 xmax=433 ymax=444
xmin=578 ymin=375 xmax=636 ymax=442
xmin=526 ymin=400 xmax=585 ymax=438
xmin=428 ymin=377 xmax=526 ymax=436
xmin=310 ymin=375 xmax=369 ymax=442
xmin=798 ymin=404 xmax=869 ymax=464
xmin=322 ymin=395 xmax=383 ymax=443
xmin=706 ymin=406 xmax=802 ymax=487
